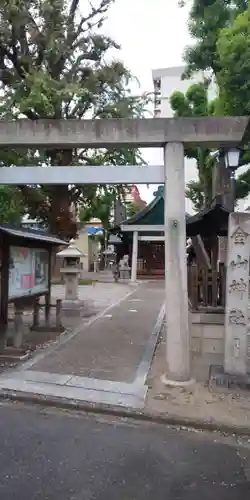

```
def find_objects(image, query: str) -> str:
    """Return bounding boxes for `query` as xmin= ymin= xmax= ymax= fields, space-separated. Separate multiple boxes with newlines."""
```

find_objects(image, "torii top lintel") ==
xmin=0 ymin=117 xmax=248 ymax=148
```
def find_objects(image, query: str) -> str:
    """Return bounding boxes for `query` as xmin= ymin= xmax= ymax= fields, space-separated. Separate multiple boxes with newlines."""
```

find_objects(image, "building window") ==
xmin=153 ymin=79 xmax=161 ymax=91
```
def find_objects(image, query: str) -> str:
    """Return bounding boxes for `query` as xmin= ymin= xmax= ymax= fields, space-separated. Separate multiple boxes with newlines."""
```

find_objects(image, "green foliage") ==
xmin=181 ymin=0 xmax=247 ymax=78
xmin=216 ymin=6 xmax=250 ymax=115
xmin=184 ymin=180 xmax=204 ymax=212
xmin=179 ymin=0 xmax=250 ymax=207
xmin=0 ymin=185 xmax=25 ymax=224
xmin=126 ymin=202 xmax=137 ymax=218
xmin=236 ymin=168 xmax=250 ymax=199
xmin=0 ymin=0 xmax=148 ymax=238
xmin=77 ymin=149 xmax=145 ymax=230
xmin=170 ymin=83 xmax=215 ymax=210
xmin=126 ymin=200 xmax=145 ymax=218
xmin=79 ymin=182 xmax=146 ymax=233
xmin=79 ymin=186 xmax=118 ymax=231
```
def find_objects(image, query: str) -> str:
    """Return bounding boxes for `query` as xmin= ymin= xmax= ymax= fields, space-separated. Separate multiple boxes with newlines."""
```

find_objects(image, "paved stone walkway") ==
xmin=0 ymin=282 xmax=165 ymax=409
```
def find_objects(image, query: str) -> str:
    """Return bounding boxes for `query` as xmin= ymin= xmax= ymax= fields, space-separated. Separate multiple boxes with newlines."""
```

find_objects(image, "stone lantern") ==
xmin=57 ymin=239 xmax=85 ymax=316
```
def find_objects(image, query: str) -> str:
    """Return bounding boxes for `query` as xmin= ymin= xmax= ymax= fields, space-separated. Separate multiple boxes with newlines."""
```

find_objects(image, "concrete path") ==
xmin=0 ymin=283 xmax=165 ymax=409
xmin=51 ymin=281 xmax=131 ymax=311
xmin=8 ymin=282 xmax=133 ymax=333
xmin=0 ymin=403 xmax=249 ymax=500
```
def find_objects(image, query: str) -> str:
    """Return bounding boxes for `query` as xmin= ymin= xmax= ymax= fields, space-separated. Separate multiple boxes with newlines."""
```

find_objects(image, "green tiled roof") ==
xmin=121 ymin=185 xmax=165 ymax=226
xmin=120 ymin=185 xmax=190 ymax=226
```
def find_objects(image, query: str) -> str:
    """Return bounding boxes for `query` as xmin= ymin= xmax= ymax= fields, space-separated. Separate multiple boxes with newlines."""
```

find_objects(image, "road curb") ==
xmin=1 ymin=389 xmax=250 ymax=437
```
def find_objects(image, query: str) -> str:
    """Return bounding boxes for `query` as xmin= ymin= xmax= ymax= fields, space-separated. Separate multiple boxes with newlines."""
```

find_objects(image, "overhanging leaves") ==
xmin=0 ymin=0 xmax=148 ymax=238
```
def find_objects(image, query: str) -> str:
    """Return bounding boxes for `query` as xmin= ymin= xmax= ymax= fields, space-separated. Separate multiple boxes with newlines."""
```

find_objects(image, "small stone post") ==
xmin=55 ymin=299 xmax=62 ymax=329
xmin=44 ymin=294 xmax=50 ymax=326
xmin=13 ymin=303 xmax=25 ymax=349
xmin=32 ymin=297 xmax=40 ymax=330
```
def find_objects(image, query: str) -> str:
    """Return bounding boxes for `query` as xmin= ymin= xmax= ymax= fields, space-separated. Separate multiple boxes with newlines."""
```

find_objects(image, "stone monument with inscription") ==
xmin=224 ymin=212 xmax=250 ymax=375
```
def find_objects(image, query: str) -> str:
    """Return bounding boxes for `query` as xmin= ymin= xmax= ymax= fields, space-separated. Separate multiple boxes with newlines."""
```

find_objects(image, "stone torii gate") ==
xmin=0 ymin=116 xmax=248 ymax=385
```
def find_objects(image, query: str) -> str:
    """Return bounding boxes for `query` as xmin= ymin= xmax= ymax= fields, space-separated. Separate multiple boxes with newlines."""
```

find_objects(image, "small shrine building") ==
xmin=111 ymin=187 xmax=230 ymax=289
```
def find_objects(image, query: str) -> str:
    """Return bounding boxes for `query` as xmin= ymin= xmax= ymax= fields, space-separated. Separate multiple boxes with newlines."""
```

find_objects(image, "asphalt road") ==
xmin=0 ymin=402 xmax=249 ymax=500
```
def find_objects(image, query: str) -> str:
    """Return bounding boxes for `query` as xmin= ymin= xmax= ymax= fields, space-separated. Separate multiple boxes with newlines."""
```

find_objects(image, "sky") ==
xmin=104 ymin=0 xmax=190 ymax=89
xmin=95 ymin=0 xmax=249 ymax=212
xmin=102 ymin=0 xmax=192 ymax=204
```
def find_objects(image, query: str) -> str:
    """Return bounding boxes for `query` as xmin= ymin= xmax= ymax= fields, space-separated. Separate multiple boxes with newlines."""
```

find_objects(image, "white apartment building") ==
xmin=152 ymin=66 xmax=216 ymax=118
xmin=151 ymin=66 xmax=217 ymax=212
xmin=151 ymin=66 xmax=250 ymax=212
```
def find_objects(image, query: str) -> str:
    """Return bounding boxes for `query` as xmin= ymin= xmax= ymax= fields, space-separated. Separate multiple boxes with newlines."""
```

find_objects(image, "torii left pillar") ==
xmin=162 ymin=142 xmax=192 ymax=385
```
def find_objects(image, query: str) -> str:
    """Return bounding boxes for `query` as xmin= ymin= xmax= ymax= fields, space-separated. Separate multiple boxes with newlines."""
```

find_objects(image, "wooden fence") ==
xmin=188 ymin=264 xmax=226 ymax=310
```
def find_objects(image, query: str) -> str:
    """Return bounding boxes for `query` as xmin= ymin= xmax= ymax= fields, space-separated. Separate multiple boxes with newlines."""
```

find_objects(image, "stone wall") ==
xmin=191 ymin=312 xmax=225 ymax=356
xmin=190 ymin=311 xmax=250 ymax=372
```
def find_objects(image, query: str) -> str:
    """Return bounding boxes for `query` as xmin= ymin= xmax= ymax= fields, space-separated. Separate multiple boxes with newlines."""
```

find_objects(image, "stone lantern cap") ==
xmin=57 ymin=239 xmax=86 ymax=258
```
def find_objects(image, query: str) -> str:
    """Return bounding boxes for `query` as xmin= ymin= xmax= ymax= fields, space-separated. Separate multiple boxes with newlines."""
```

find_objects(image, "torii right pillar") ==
xmin=162 ymin=142 xmax=192 ymax=385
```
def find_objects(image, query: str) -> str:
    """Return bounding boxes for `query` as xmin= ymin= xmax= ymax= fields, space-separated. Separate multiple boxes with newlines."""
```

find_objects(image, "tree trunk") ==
xmin=49 ymin=185 xmax=77 ymax=239
xmin=212 ymin=155 xmax=231 ymax=209
xmin=49 ymin=149 xmax=77 ymax=240
xmin=198 ymin=149 xmax=212 ymax=209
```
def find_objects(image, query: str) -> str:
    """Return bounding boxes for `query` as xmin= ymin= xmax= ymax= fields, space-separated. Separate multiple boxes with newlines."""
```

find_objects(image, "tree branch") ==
xmin=68 ymin=0 xmax=80 ymax=34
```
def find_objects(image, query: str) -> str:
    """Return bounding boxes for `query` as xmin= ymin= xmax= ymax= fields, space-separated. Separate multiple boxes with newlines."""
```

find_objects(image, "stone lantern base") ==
xmin=61 ymin=298 xmax=85 ymax=317
xmin=59 ymin=269 xmax=85 ymax=317
xmin=57 ymin=239 xmax=87 ymax=318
